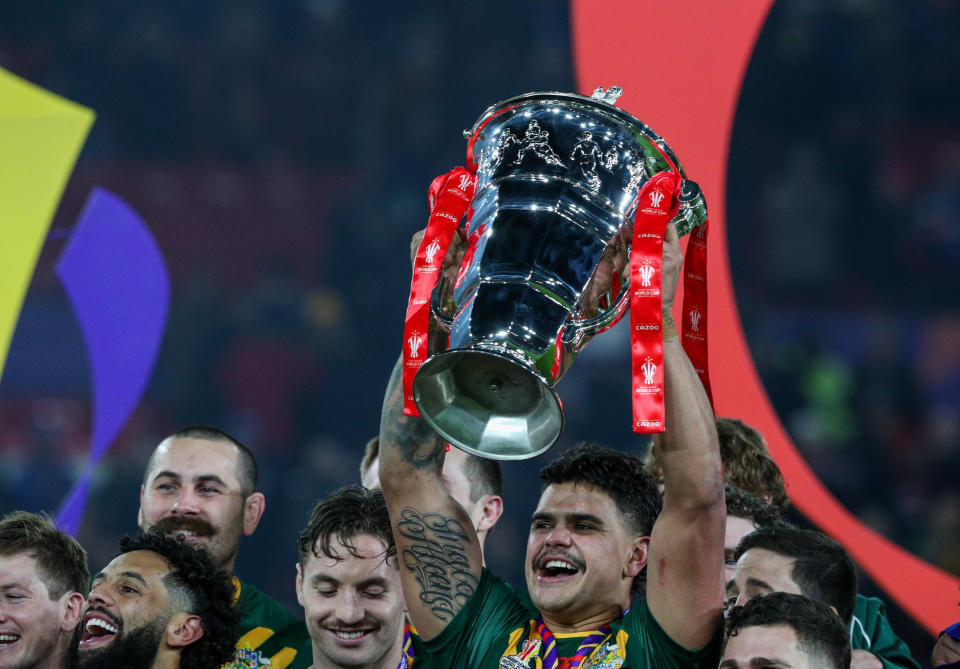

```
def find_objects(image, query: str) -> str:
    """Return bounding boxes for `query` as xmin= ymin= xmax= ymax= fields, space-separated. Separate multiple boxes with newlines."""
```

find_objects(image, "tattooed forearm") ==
xmin=380 ymin=357 xmax=446 ymax=472
xmin=397 ymin=508 xmax=478 ymax=622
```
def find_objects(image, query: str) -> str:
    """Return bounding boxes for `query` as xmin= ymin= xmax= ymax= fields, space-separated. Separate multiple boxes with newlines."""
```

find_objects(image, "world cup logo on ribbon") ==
xmin=641 ymin=356 xmax=657 ymax=385
xmin=639 ymin=260 xmax=656 ymax=287
xmin=424 ymin=238 xmax=442 ymax=265
xmin=407 ymin=330 xmax=424 ymax=359
xmin=649 ymin=188 xmax=665 ymax=209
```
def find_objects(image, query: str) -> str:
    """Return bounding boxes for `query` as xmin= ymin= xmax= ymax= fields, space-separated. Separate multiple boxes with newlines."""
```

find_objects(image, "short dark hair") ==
xmin=725 ymin=484 xmax=782 ymax=528
xmin=0 ymin=511 xmax=89 ymax=599
xmin=726 ymin=592 xmax=851 ymax=668
xmin=118 ymin=533 xmax=239 ymax=669
xmin=539 ymin=442 xmax=662 ymax=596
xmin=298 ymin=485 xmax=395 ymax=569
xmin=734 ymin=527 xmax=857 ymax=624
xmin=460 ymin=450 xmax=503 ymax=501
xmin=146 ymin=425 xmax=258 ymax=495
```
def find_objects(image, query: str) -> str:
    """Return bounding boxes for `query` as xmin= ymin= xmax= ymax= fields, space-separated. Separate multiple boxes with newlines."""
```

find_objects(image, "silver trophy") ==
xmin=413 ymin=88 xmax=706 ymax=459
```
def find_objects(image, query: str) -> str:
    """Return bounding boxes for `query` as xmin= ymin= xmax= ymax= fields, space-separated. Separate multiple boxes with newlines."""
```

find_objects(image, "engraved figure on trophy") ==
xmin=570 ymin=130 xmax=605 ymax=192
xmin=512 ymin=119 xmax=564 ymax=167
xmin=623 ymin=151 xmax=649 ymax=195
xmin=479 ymin=128 xmax=520 ymax=176
xmin=602 ymin=143 xmax=620 ymax=171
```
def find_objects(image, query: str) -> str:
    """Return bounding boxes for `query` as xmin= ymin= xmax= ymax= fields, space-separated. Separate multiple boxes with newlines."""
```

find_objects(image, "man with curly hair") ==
xmin=0 ymin=511 xmax=88 ymax=669
xmin=643 ymin=416 xmax=790 ymax=513
xmin=76 ymin=532 xmax=239 ymax=669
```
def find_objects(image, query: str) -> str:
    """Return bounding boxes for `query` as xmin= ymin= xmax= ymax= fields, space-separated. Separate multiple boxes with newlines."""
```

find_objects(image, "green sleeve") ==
xmin=849 ymin=595 xmax=921 ymax=669
xmin=423 ymin=568 xmax=534 ymax=668
xmin=619 ymin=596 xmax=724 ymax=668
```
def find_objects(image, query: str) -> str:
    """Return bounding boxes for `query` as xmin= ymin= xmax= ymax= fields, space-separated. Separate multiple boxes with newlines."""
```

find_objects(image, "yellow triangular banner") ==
xmin=0 ymin=67 xmax=95 ymax=380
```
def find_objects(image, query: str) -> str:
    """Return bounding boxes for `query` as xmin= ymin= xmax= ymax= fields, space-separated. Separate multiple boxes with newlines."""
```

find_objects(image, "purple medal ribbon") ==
xmin=535 ymin=617 xmax=611 ymax=669
xmin=398 ymin=621 xmax=413 ymax=668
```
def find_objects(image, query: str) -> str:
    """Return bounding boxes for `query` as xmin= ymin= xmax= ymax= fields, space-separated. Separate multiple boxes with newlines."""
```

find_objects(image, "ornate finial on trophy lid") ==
xmin=591 ymin=86 xmax=623 ymax=105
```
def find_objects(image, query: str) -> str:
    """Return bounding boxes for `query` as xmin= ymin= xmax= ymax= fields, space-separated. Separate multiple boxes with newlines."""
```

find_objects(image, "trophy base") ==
xmin=413 ymin=348 xmax=563 ymax=460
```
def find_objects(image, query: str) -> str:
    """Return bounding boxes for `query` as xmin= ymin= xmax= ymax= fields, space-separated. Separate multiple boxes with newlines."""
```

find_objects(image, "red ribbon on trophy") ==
xmin=629 ymin=170 xmax=713 ymax=433
xmin=681 ymin=216 xmax=712 ymax=407
xmin=402 ymin=167 xmax=476 ymax=416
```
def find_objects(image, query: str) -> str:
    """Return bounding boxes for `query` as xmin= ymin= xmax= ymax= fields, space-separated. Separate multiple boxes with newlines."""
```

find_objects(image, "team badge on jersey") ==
xmin=224 ymin=647 xmax=272 ymax=668
xmin=585 ymin=641 xmax=625 ymax=669
xmin=499 ymin=638 xmax=542 ymax=668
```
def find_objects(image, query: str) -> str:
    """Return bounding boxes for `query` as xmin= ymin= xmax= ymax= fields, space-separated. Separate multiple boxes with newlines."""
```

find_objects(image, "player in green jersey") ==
xmin=378 ymin=221 xmax=726 ymax=668
xmin=138 ymin=425 xmax=313 ymax=668
xmin=728 ymin=524 xmax=920 ymax=669
xmin=721 ymin=478 xmax=920 ymax=669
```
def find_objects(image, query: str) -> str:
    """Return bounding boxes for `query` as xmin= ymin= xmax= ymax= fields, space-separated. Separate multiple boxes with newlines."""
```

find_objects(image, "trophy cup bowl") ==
xmin=413 ymin=89 xmax=706 ymax=459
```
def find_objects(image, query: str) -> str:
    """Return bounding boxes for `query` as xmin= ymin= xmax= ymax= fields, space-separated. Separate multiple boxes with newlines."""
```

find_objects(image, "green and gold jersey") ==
xmin=850 ymin=594 xmax=921 ymax=669
xmin=423 ymin=569 xmax=722 ymax=668
xmin=223 ymin=578 xmax=312 ymax=669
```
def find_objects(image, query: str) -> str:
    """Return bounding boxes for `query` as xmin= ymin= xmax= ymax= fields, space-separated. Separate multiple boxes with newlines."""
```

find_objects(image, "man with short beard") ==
xmin=138 ymin=425 xmax=312 ymax=668
xmin=0 ymin=511 xmax=88 ymax=669
xmin=77 ymin=532 xmax=238 ymax=669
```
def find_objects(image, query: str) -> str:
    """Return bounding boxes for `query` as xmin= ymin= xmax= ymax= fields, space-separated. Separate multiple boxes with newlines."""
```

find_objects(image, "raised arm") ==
xmin=645 ymin=222 xmax=725 ymax=649
xmin=378 ymin=354 xmax=483 ymax=640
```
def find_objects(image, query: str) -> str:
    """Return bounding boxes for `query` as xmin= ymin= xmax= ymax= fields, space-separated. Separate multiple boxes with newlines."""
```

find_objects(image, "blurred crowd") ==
xmin=0 ymin=0 xmax=958 ymax=663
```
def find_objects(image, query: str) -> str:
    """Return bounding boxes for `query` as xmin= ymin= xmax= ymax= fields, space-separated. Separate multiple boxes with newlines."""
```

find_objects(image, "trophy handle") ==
xmin=564 ymin=274 xmax=632 ymax=346
xmin=429 ymin=272 xmax=455 ymax=332
xmin=564 ymin=182 xmax=707 ymax=346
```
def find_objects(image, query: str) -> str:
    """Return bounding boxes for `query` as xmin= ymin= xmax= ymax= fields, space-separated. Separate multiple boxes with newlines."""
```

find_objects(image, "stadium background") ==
xmin=2 ymin=0 xmax=958 ymax=661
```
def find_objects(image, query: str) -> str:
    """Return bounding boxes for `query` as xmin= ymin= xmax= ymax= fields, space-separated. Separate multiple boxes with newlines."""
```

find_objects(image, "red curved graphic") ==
xmin=571 ymin=0 xmax=959 ymax=636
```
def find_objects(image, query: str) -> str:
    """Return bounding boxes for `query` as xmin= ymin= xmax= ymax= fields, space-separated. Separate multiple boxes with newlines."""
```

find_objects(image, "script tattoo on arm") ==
xmin=397 ymin=508 xmax=479 ymax=622
xmin=380 ymin=358 xmax=445 ymax=473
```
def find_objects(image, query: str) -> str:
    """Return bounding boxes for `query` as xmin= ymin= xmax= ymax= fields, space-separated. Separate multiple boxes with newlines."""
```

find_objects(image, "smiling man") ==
xmin=295 ymin=485 xmax=424 ymax=669
xmin=138 ymin=425 xmax=312 ymax=668
xmin=0 ymin=511 xmax=88 ymax=669
xmin=378 ymin=221 xmax=726 ymax=666
xmin=77 ymin=532 xmax=238 ymax=669
xmin=722 ymin=592 xmax=850 ymax=669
